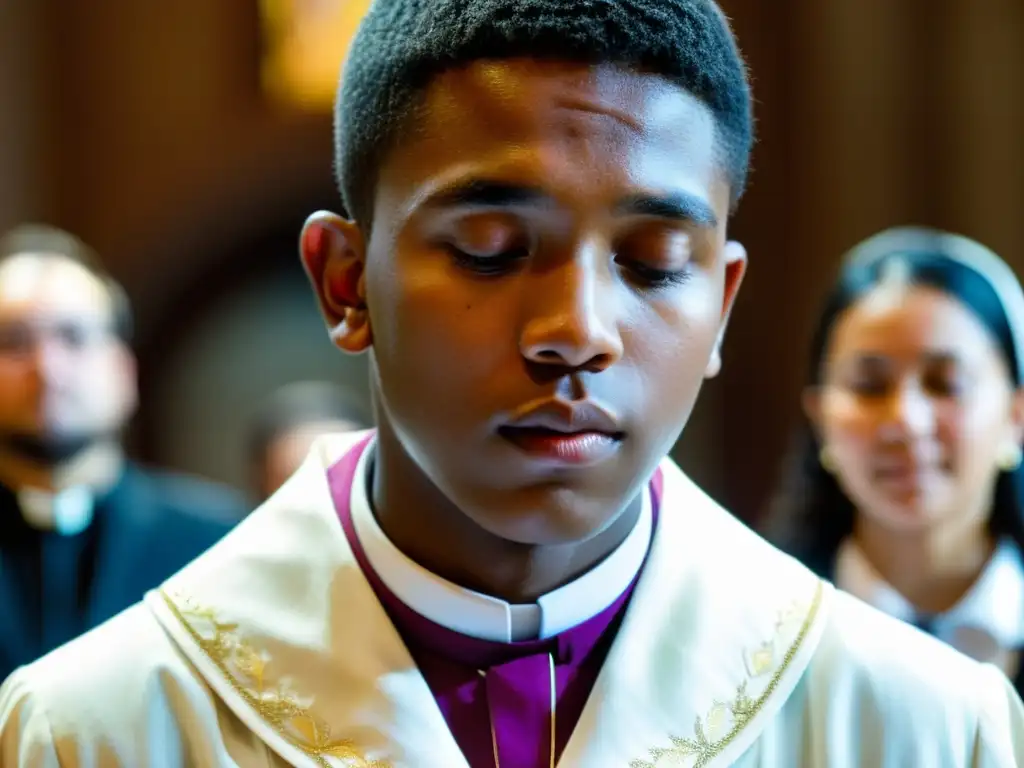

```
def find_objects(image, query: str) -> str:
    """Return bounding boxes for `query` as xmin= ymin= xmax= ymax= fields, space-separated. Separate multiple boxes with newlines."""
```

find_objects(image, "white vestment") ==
xmin=2 ymin=431 xmax=1023 ymax=767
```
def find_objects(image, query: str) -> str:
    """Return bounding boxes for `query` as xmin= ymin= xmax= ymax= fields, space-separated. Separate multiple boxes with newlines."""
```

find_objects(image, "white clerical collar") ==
xmin=836 ymin=537 xmax=1024 ymax=651
xmin=18 ymin=486 xmax=94 ymax=536
xmin=349 ymin=437 xmax=653 ymax=643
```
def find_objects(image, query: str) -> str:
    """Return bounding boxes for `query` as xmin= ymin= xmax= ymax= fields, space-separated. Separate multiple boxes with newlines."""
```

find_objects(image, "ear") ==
xmin=299 ymin=210 xmax=371 ymax=354
xmin=1008 ymin=387 xmax=1024 ymax=444
xmin=116 ymin=344 xmax=139 ymax=420
xmin=704 ymin=240 xmax=748 ymax=379
xmin=802 ymin=386 xmax=823 ymax=434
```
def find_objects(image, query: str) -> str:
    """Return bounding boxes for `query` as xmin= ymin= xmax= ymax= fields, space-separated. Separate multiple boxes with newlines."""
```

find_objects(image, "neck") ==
xmin=0 ymin=439 xmax=124 ymax=496
xmin=370 ymin=429 xmax=642 ymax=603
xmin=853 ymin=511 xmax=995 ymax=614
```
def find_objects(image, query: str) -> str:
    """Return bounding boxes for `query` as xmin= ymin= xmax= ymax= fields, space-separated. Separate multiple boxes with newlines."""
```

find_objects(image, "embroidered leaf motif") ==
xmin=292 ymin=712 xmax=334 ymax=748
xmin=164 ymin=592 xmax=390 ymax=768
xmin=704 ymin=702 xmax=729 ymax=741
xmin=629 ymin=581 xmax=824 ymax=768
xmin=233 ymin=646 xmax=271 ymax=690
xmin=749 ymin=643 xmax=774 ymax=676
xmin=691 ymin=717 xmax=711 ymax=751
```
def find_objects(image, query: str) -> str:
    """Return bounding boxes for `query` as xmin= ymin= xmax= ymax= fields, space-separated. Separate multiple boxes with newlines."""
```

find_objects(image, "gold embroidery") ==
xmin=161 ymin=591 xmax=389 ymax=768
xmin=630 ymin=579 xmax=825 ymax=768
xmin=748 ymin=643 xmax=774 ymax=677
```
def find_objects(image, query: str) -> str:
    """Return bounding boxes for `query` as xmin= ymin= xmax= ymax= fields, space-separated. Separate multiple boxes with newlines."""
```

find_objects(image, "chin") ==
xmin=872 ymin=499 xmax=945 ymax=532
xmin=466 ymin=485 xmax=617 ymax=546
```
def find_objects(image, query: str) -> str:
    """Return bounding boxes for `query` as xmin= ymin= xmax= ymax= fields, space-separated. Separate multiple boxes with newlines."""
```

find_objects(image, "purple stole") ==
xmin=327 ymin=438 xmax=662 ymax=768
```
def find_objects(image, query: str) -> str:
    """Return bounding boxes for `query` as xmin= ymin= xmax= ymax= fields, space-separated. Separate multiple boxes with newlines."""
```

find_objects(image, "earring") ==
xmin=997 ymin=442 xmax=1023 ymax=472
xmin=819 ymin=446 xmax=838 ymax=473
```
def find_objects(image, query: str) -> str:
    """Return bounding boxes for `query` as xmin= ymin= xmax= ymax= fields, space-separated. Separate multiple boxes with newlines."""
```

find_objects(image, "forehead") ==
xmin=375 ymin=59 xmax=726 ymax=220
xmin=829 ymin=284 xmax=1002 ymax=363
xmin=0 ymin=253 xmax=113 ymax=321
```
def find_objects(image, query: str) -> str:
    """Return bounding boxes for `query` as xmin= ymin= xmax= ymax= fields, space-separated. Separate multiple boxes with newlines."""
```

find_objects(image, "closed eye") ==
xmin=446 ymin=244 xmax=530 ymax=275
xmin=621 ymin=260 xmax=693 ymax=289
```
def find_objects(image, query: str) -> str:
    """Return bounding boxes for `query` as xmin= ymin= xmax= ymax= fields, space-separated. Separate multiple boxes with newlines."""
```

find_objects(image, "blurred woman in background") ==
xmin=766 ymin=226 xmax=1024 ymax=690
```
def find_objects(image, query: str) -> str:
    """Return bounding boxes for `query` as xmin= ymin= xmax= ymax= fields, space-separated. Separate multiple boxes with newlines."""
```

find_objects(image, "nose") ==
xmin=882 ymin=383 xmax=937 ymax=440
xmin=519 ymin=246 xmax=624 ymax=372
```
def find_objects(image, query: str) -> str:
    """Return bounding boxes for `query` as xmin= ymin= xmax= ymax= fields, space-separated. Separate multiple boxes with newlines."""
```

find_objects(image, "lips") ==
xmin=874 ymin=460 xmax=943 ymax=480
xmin=498 ymin=400 xmax=625 ymax=466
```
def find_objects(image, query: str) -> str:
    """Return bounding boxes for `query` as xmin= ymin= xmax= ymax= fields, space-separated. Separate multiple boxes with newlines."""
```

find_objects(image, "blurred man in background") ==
xmin=248 ymin=379 xmax=370 ymax=501
xmin=0 ymin=224 xmax=245 ymax=682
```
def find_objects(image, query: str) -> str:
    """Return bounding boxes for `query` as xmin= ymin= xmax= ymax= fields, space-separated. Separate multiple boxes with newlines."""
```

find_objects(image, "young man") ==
xmin=2 ymin=1 xmax=1022 ymax=766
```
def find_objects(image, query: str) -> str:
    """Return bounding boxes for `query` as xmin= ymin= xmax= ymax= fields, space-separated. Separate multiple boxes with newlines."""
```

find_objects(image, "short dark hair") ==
xmin=0 ymin=224 xmax=133 ymax=341
xmin=765 ymin=236 xmax=1024 ymax=577
xmin=335 ymin=0 xmax=753 ymax=227
xmin=248 ymin=381 xmax=371 ymax=465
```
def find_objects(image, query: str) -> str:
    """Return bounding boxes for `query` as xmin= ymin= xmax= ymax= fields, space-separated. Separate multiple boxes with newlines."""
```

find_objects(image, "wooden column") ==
xmin=934 ymin=0 xmax=1024 ymax=267
xmin=0 ymin=0 xmax=55 ymax=230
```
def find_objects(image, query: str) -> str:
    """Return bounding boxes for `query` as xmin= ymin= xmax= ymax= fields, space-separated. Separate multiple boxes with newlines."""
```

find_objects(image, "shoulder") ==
xmin=652 ymin=460 xmax=1024 ymax=762
xmin=0 ymin=603 xmax=223 ymax=763
xmin=2 ymin=605 xmax=174 ymax=707
xmin=802 ymin=589 xmax=1024 ymax=762
xmin=818 ymin=588 xmax=990 ymax=695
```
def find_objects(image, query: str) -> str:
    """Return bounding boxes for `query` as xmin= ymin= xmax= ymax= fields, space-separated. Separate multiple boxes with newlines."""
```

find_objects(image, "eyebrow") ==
xmin=846 ymin=350 xmax=962 ymax=369
xmin=422 ymin=179 xmax=718 ymax=228
xmin=423 ymin=180 xmax=547 ymax=209
xmin=614 ymin=192 xmax=718 ymax=228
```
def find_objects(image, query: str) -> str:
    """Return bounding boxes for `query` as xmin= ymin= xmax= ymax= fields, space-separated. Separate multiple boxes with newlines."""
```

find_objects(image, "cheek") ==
xmin=0 ymin=372 xmax=24 ymax=415
xmin=367 ymin=256 xmax=513 ymax=406
xmin=87 ymin=352 xmax=133 ymax=412
xmin=641 ymin=304 xmax=717 ymax=379
xmin=88 ymin=353 xmax=119 ymax=386
xmin=0 ymin=363 xmax=28 ymax=393
xmin=645 ymin=266 xmax=723 ymax=340
xmin=950 ymin=397 xmax=1010 ymax=461
xmin=627 ymin=287 xmax=724 ymax=420
xmin=819 ymin=394 xmax=877 ymax=461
